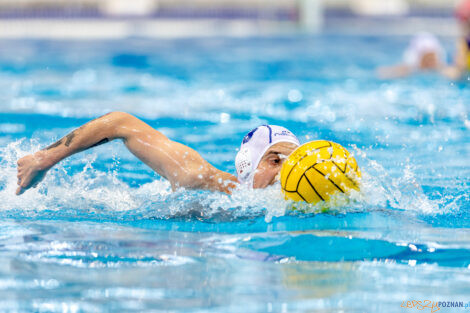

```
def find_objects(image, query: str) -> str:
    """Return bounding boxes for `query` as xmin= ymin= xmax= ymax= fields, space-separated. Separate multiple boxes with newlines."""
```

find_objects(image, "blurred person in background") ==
xmin=377 ymin=32 xmax=447 ymax=79
xmin=442 ymin=0 xmax=470 ymax=80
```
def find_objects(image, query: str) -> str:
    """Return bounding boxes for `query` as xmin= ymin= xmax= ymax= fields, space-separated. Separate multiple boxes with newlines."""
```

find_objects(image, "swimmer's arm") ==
xmin=376 ymin=64 xmax=413 ymax=79
xmin=441 ymin=39 xmax=467 ymax=80
xmin=116 ymin=114 xmax=238 ymax=193
xmin=16 ymin=112 xmax=237 ymax=195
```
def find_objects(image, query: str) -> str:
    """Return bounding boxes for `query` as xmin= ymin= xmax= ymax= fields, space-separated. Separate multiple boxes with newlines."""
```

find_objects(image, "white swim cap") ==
xmin=403 ymin=32 xmax=446 ymax=68
xmin=235 ymin=125 xmax=300 ymax=186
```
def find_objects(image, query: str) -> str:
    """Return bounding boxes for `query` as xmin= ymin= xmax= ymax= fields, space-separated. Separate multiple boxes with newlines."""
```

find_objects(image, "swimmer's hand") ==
xmin=15 ymin=112 xmax=238 ymax=196
xmin=440 ymin=66 xmax=466 ymax=81
xmin=16 ymin=151 xmax=51 ymax=195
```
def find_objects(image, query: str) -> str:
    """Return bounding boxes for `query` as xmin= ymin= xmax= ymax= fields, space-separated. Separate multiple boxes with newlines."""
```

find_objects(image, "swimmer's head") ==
xmin=419 ymin=51 xmax=440 ymax=70
xmin=235 ymin=125 xmax=300 ymax=188
xmin=403 ymin=33 xmax=446 ymax=70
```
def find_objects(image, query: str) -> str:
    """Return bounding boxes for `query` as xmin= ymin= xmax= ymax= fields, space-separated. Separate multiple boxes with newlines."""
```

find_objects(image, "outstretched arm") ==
xmin=376 ymin=64 xmax=413 ymax=80
xmin=16 ymin=112 xmax=237 ymax=195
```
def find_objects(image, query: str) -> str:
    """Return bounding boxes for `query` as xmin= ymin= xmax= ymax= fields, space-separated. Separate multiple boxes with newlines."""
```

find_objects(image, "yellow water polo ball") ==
xmin=280 ymin=140 xmax=361 ymax=203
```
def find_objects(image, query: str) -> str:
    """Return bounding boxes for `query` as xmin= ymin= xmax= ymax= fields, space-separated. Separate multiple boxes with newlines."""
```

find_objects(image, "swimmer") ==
xmin=16 ymin=112 xmax=300 ymax=195
xmin=377 ymin=32 xmax=446 ymax=79
xmin=441 ymin=0 xmax=470 ymax=80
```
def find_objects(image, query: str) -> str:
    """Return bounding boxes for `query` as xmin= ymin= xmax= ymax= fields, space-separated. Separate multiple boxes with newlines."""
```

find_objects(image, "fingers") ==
xmin=16 ymin=173 xmax=30 ymax=195
xmin=16 ymin=186 xmax=24 ymax=195
xmin=15 ymin=156 xmax=37 ymax=196
xmin=17 ymin=164 xmax=23 ymax=186
xmin=16 ymin=180 xmax=27 ymax=195
xmin=16 ymin=178 xmax=36 ymax=195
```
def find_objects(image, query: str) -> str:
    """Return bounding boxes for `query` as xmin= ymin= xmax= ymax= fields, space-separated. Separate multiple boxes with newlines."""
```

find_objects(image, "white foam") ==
xmin=0 ymin=139 xmax=443 ymax=221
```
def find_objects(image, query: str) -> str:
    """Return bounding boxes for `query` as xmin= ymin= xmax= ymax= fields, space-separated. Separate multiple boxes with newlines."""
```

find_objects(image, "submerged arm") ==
xmin=16 ymin=112 xmax=237 ymax=195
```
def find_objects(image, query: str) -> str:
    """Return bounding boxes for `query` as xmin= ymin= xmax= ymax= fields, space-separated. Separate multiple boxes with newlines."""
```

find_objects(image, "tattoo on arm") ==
xmin=46 ymin=139 xmax=63 ymax=150
xmin=45 ymin=129 xmax=78 ymax=150
xmin=89 ymin=138 xmax=109 ymax=148
xmin=44 ymin=112 xmax=112 ymax=151
xmin=64 ymin=132 xmax=76 ymax=147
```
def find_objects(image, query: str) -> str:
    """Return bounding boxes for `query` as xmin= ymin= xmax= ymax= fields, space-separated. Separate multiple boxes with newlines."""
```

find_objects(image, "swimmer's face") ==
xmin=253 ymin=142 xmax=298 ymax=189
xmin=419 ymin=51 xmax=440 ymax=70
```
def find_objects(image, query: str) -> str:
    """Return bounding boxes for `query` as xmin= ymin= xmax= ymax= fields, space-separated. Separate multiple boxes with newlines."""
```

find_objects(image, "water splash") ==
xmin=352 ymin=146 xmax=440 ymax=215
xmin=0 ymin=139 xmax=443 ymax=223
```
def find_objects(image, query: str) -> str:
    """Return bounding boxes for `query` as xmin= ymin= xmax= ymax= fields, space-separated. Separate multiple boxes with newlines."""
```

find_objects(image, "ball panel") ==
xmin=306 ymin=164 xmax=344 ymax=201
xmin=283 ymin=165 xmax=304 ymax=192
xmin=331 ymin=142 xmax=360 ymax=190
xmin=280 ymin=140 xmax=361 ymax=204
xmin=283 ymin=190 xmax=307 ymax=202
xmin=281 ymin=142 xmax=331 ymax=191
xmin=286 ymin=142 xmax=331 ymax=167
xmin=330 ymin=144 xmax=347 ymax=173
xmin=309 ymin=146 xmax=332 ymax=163
xmin=346 ymin=155 xmax=360 ymax=176
xmin=344 ymin=154 xmax=361 ymax=189
xmin=297 ymin=175 xmax=322 ymax=203
xmin=344 ymin=164 xmax=361 ymax=190
xmin=296 ymin=140 xmax=331 ymax=154
xmin=314 ymin=161 xmax=359 ymax=193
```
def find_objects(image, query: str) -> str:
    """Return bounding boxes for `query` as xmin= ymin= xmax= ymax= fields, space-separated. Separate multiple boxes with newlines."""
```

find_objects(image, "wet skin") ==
xmin=16 ymin=112 xmax=297 ymax=195
xmin=419 ymin=52 xmax=440 ymax=70
xmin=252 ymin=142 xmax=298 ymax=189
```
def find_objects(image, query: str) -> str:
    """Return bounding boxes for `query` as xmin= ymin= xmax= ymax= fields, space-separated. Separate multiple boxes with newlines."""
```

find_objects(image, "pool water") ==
xmin=0 ymin=36 xmax=469 ymax=312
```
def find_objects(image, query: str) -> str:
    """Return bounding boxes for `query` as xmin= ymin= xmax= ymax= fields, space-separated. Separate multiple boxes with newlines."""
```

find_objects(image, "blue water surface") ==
xmin=0 ymin=35 xmax=469 ymax=312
